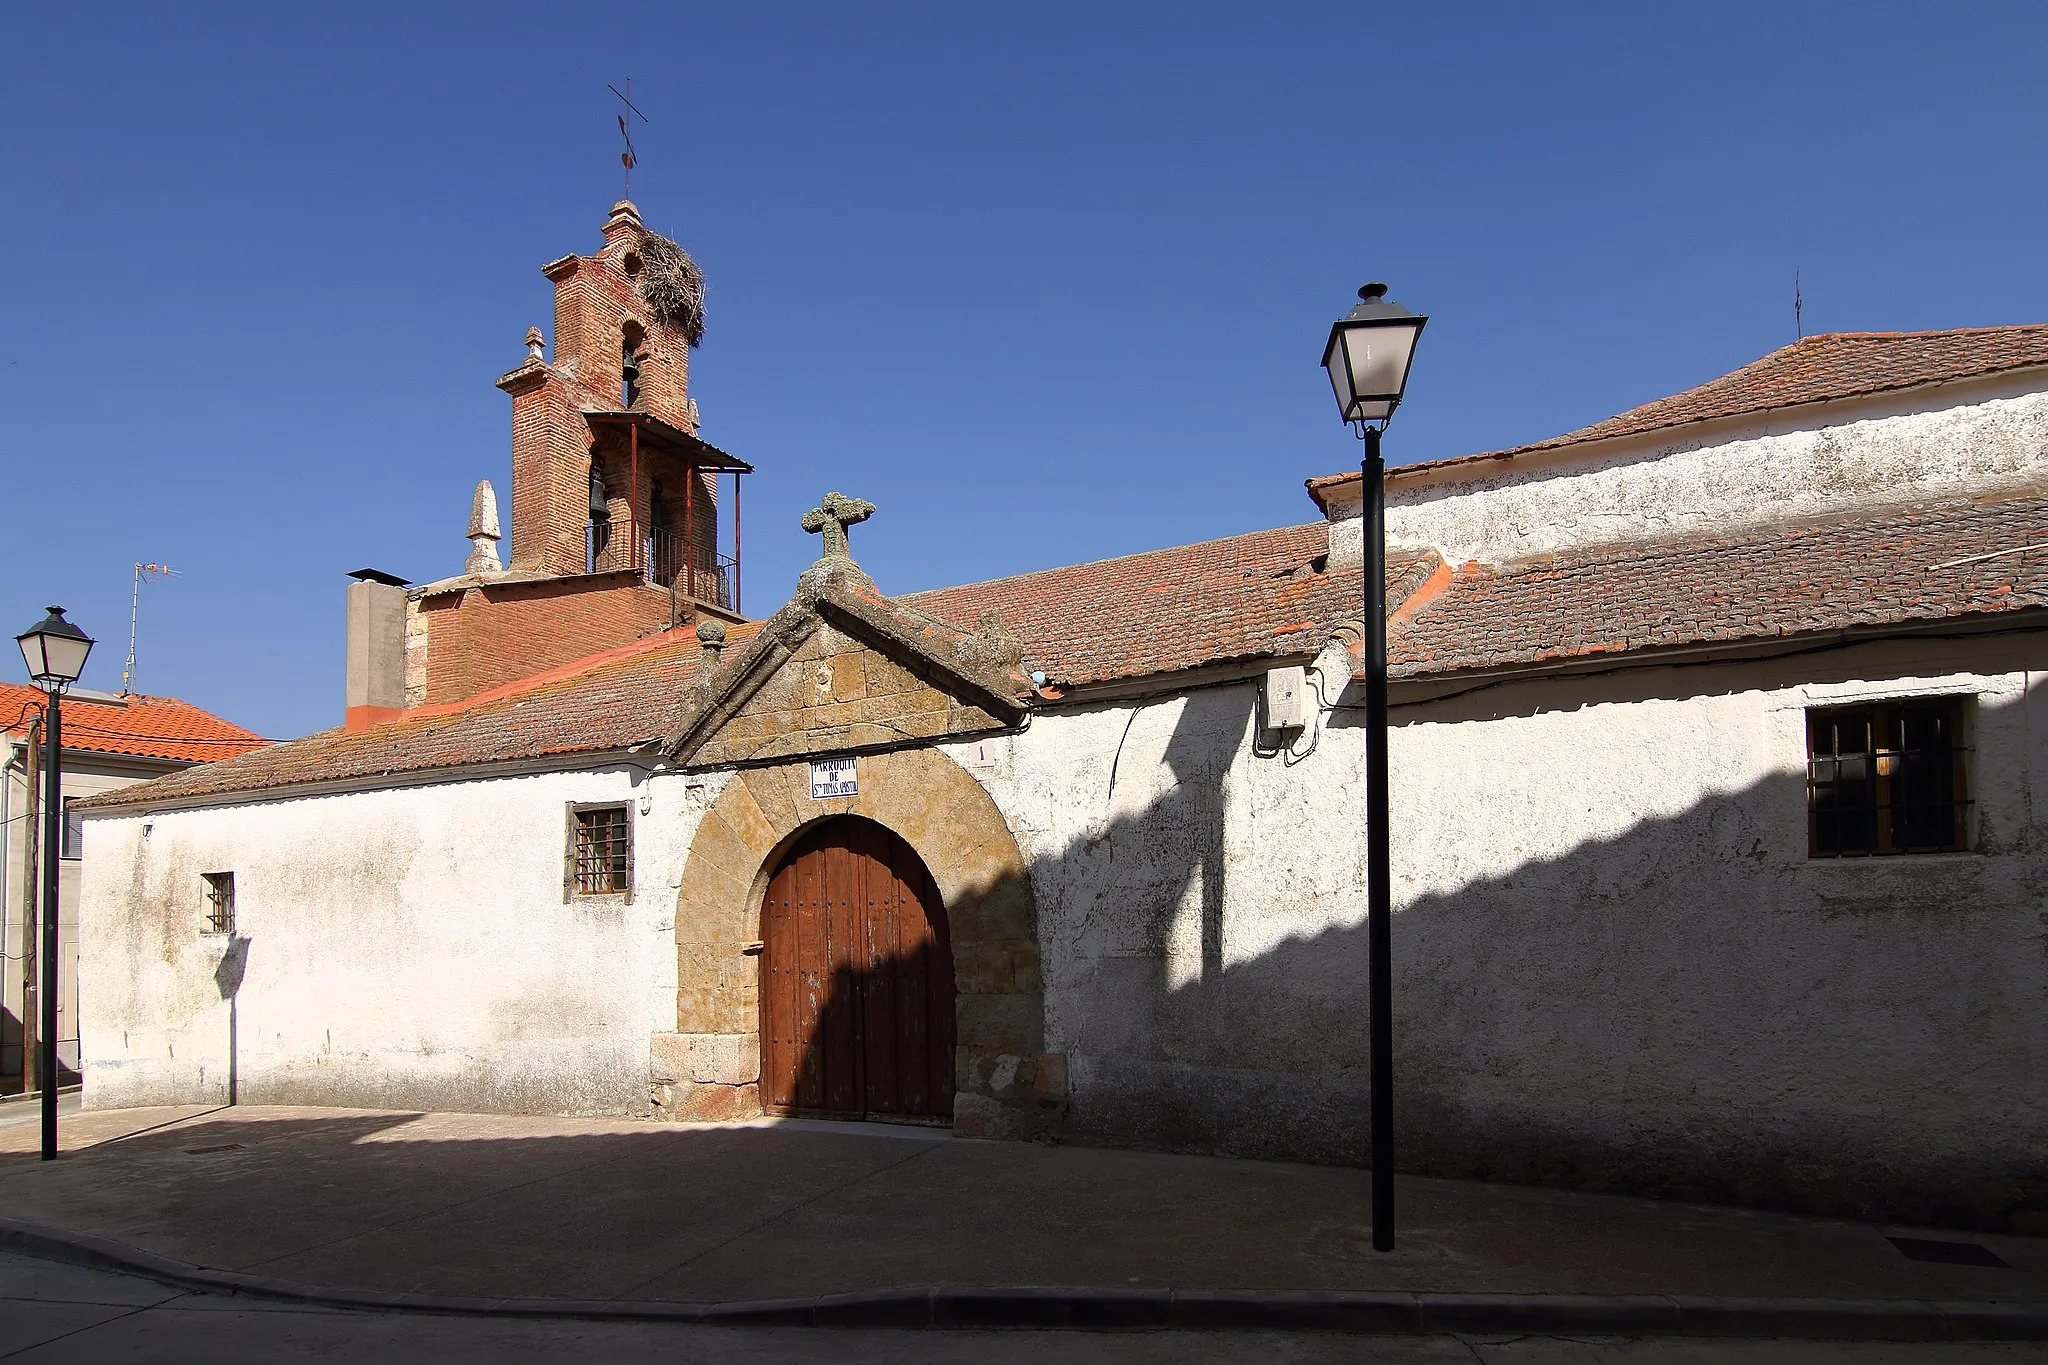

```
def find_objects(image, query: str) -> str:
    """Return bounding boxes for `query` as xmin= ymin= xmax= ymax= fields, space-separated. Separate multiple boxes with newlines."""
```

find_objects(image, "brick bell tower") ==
xmin=497 ymin=197 xmax=749 ymax=581
xmin=368 ymin=201 xmax=751 ymax=718
xmin=496 ymin=199 xmax=748 ymax=588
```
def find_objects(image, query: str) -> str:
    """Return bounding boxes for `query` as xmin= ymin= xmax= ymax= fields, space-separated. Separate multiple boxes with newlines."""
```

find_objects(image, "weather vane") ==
xmin=609 ymin=80 xmax=648 ymax=198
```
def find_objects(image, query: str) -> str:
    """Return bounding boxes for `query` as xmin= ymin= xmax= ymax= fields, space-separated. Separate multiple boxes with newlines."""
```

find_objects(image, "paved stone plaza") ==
xmin=0 ymin=1105 xmax=2041 ymax=1324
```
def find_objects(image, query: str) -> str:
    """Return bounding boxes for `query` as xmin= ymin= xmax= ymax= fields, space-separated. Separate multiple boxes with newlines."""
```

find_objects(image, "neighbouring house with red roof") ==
xmin=1 ymin=685 xmax=265 ymax=1094
xmin=73 ymin=198 xmax=2048 ymax=1232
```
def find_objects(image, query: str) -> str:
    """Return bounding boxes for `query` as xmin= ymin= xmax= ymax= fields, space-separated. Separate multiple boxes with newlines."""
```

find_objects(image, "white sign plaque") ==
xmin=810 ymin=757 xmax=857 ymax=799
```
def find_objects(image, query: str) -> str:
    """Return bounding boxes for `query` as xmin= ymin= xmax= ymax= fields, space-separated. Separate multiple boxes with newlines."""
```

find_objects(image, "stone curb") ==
xmin=1 ymin=1217 xmax=2044 ymax=1340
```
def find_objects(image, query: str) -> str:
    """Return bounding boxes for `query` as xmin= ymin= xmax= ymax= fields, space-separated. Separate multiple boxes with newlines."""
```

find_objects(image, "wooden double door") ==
xmin=760 ymin=816 xmax=956 ymax=1120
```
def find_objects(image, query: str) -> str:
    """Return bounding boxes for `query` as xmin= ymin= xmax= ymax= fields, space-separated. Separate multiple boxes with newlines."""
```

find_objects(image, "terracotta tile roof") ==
xmin=1391 ymin=494 xmax=2048 ymax=678
xmin=900 ymin=524 xmax=1429 ymax=687
xmin=83 ymin=492 xmax=2048 ymax=809
xmin=0 ymin=684 xmax=268 ymax=765
xmin=1309 ymin=326 xmax=2048 ymax=508
xmin=78 ymin=624 xmax=758 ymax=810
xmin=81 ymin=528 xmax=1381 ymax=807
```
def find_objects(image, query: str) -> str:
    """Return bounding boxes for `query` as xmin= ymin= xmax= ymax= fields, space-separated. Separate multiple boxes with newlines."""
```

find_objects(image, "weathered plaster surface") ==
xmin=959 ymin=647 xmax=1368 ymax=1164
xmin=1375 ymin=636 xmax=2048 ymax=1227
xmin=78 ymin=767 xmax=682 ymax=1116
xmin=944 ymin=634 xmax=2048 ymax=1227
xmin=1325 ymin=380 xmax=2048 ymax=568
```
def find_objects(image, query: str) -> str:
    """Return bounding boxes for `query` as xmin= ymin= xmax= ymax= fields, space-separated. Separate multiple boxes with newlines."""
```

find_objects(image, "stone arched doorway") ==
xmin=760 ymin=815 xmax=955 ymax=1121
xmin=656 ymin=745 xmax=1064 ymax=1139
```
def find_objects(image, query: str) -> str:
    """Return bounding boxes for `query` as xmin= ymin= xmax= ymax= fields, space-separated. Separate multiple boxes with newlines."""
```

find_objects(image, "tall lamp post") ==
xmin=15 ymin=607 xmax=94 ymax=1162
xmin=1322 ymin=283 xmax=1426 ymax=1252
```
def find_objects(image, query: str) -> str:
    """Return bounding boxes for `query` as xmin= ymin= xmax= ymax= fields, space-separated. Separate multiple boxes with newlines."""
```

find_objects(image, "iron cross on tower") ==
xmin=609 ymin=79 xmax=648 ymax=198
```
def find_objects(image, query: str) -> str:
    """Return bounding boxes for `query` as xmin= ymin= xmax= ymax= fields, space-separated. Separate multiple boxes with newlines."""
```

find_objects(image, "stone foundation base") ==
xmin=647 ymin=1034 xmax=1070 ymax=1140
xmin=649 ymin=1031 xmax=764 ymax=1123
xmin=650 ymin=1078 xmax=763 ymax=1122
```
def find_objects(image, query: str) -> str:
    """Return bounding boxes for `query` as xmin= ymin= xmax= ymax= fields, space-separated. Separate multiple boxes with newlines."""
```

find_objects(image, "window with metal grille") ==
xmin=1807 ymin=698 xmax=1970 ymax=857
xmin=202 ymin=872 xmax=236 ymax=935
xmin=571 ymin=806 xmax=630 ymax=896
xmin=61 ymin=799 xmax=82 ymax=861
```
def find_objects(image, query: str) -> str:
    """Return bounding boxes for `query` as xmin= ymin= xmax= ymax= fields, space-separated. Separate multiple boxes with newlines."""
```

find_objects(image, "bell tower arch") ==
xmin=497 ymin=199 xmax=731 ymax=580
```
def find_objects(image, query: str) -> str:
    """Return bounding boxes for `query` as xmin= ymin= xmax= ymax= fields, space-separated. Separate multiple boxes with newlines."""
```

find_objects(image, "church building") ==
xmin=77 ymin=200 xmax=2048 ymax=1234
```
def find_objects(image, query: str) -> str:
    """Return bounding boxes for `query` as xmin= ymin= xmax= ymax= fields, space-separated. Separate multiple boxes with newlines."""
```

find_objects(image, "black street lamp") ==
xmin=1322 ymin=283 xmax=1426 ymax=1253
xmin=15 ymin=607 xmax=94 ymax=1161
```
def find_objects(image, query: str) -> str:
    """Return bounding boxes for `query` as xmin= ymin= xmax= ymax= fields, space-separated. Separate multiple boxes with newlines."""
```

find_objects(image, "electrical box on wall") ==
xmin=1261 ymin=665 xmax=1309 ymax=732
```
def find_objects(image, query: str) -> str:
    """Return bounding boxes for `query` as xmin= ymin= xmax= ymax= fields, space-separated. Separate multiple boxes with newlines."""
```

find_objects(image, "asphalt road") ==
xmin=0 ymin=1251 xmax=2042 ymax=1363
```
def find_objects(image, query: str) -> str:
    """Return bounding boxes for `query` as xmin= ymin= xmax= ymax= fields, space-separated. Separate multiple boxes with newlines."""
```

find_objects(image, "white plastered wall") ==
xmin=78 ymin=764 xmax=715 ymax=1116
xmin=1324 ymin=375 xmax=2048 ymax=568
xmin=948 ymin=632 xmax=2046 ymax=1224
xmin=1379 ymin=635 xmax=2046 ymax=1224
xmin=949 ymin=643 xmax=1368 ymax=1161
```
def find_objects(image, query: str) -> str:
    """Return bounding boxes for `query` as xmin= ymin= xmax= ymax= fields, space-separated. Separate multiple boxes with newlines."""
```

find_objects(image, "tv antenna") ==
xmin=122 ymin=562 xmax=180 ymax=696
xmin=1795 ymin=267 xmax=1804 ymax=340
xmin=609 ymin=79 xmax=648 ymax=198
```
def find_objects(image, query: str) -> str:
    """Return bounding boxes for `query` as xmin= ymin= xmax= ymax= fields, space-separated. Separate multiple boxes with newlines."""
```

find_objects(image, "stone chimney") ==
xmin=1312 ymin=473 xmax=1367 ymax=571
xmin=345 ymin=569 xmax=410 ymax=730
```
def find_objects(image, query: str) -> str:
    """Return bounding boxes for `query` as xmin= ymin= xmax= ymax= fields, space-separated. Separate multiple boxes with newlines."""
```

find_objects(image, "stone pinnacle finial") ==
xmin=603 ymin=199 xmax=644 ymax=244
xmin=800 ymin=491 xmax=875 ymax=562
xmin=465 ymin=480 xmax=503 ymax=576
xmin=524 ymin=326 xmax=544 ymax=362
xmin=696 ymin=617 xmax=727 ymax=669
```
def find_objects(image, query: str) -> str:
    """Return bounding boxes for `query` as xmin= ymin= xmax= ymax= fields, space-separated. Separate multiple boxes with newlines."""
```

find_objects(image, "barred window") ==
xmin=203 ymin=872 xmax=236 ymax=935
xmin=1807 ymin=699 xmax=1970 ymax=858
xmin=571 ymin=805 xmax=630 ymax=896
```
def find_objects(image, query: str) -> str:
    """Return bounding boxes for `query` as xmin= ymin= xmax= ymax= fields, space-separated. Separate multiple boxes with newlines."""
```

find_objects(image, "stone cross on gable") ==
xmin=800 ymin=491 xmax=875 ymax=560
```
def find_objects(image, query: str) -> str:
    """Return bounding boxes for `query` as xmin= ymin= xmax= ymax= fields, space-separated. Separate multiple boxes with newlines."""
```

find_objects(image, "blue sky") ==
xmin=3 ymin=3 xmax=2044 ymax=740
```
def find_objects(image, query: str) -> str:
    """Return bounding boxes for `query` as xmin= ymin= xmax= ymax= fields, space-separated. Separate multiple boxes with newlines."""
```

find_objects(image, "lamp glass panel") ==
xmin=41 ymin=632 xmax=92 ymax=682
xmin=1323 ymin=336 xmax=1354 ymax=416
xmin=1341 ymin=320 xmax=1421 ymax=409
xmin=17 ymin=634 xmax=47 ymax=680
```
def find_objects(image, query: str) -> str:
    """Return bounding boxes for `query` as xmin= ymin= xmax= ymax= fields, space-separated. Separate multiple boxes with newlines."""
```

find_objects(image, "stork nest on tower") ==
xmin=634 ymin=230 xmax=706 ymax=347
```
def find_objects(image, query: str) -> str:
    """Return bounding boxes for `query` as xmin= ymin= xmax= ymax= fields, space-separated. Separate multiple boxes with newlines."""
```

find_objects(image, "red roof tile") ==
xmin=81 ymin=491 xmax=2048 ymax=809
xmin=80 ymin=525 xmax=1382 ymax=807
xmin=901 ymin=524 xmax=1428 ymax=687
xmin=0 ymin=684 xmax=268 ymax=765
xmin=1309 ymin=326 xmax=2048 ymax=508
xmin=80 ymin=623 xmax=756 ymax=809
xmin=1391 ymin=495 xmax=2048 ymax=678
